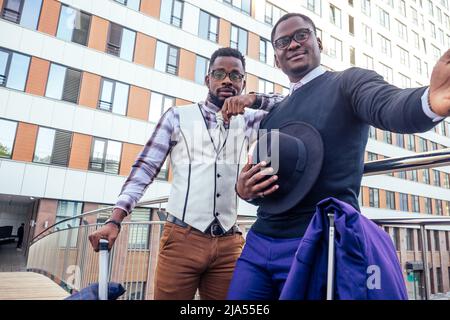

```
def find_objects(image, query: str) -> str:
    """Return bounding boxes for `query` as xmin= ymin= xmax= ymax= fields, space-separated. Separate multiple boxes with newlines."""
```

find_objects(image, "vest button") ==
xmin=215 ymin=212 xmax=220 ymax=217
xmin=217 ymin=174 xmax=221 ymax=178
xmin=216 ymin=193 xmax=220 ymax=198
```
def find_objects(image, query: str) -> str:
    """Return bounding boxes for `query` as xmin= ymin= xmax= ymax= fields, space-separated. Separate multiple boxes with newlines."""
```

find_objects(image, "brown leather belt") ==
xmin=166 ymin=214 xmax=240 ymax=237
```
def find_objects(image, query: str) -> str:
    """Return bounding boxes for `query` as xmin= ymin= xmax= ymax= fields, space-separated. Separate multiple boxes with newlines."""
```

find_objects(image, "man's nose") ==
xmin=221 ymin=75 xmax=232 ymax=85
xmin=288 ymin=37 xmax=301 ymax=50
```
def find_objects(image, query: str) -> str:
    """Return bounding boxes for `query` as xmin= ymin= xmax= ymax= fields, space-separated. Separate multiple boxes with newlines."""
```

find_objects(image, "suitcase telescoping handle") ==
xmin=99 ymin=239 xmax=109 ymax=300
xmin=326 ymin=213 xmax=335 ymax=300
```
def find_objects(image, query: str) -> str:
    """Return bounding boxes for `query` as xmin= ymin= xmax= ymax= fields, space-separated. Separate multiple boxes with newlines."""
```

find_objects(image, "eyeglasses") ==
xmin=273 ymin=28 xmax=313 ymax=50
xmin=209 ymin=69 xmax=245 ymax=82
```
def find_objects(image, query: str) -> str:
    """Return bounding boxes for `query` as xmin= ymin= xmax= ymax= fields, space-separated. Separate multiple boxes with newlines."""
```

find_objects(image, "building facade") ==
xmin=0 ymin=0 xmax=449 ymax=299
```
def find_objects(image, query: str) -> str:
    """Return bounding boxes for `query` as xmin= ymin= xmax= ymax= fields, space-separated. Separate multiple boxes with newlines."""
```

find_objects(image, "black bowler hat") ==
xmin=251 ymin=121 xmax=324 ymax=214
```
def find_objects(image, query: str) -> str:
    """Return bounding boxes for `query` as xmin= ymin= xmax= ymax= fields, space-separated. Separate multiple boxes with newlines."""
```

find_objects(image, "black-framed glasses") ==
xmin=273 ymin=28 xmax=313 ymax=50
xmin=209 ymin=69 xmax=245 ymax=82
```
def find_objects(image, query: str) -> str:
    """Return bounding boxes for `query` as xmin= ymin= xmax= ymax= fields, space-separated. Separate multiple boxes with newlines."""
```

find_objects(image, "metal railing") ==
xmin=26 ymin=149 xmax=450 ymax=299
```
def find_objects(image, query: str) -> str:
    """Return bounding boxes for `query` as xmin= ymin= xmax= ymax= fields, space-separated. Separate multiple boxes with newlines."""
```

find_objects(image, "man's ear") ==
xmin=205 ymin=74 xmax=210 ymax=87
xmin=241 ymin=79 xmax=246 ymax=94
xmin=275 ymin=54 xmax=280 ymax=69
xmin=317 ymin=38 xmax=323 ymax=52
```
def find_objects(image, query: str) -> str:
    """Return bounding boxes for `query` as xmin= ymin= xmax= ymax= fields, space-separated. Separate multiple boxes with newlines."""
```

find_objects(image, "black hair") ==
xmin=270 ymin=13 xmax=317 ymax=44
xmin=208 ymin=47 xmax=246 ymax=71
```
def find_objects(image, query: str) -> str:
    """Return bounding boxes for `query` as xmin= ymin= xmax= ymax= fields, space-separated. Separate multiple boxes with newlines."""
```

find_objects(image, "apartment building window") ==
xmin=383 ymin=131 xmax=392 ymax=144
xmin=445 ymin=14 xmax=450 ymax=29
xmin=396 ymin=21 xmax=407 ymax=42
xmin=362 ymin=24 xmax=372 ymax=46
xmin=399 ymin=73 xmax=411 ymax=89
xmin=406 ymin=228 xmax=414 ymax=251
xmin=1 ymin=0 xmax=42 ymax=30
xmin=106 ymin=23 xmax=136 ymax=62
xmin=418 ymin=137 xmax=428 ymax=152
xmin=413 ymin=56 xmax=422 ymax=75
xmin=160 ymin=0 xmax=183 ymax=28
xmin=430 ymin=21 xmax=436 ymax=39
xmin=379 ymin=63 xmax=393 ymax=83
xmin=0 ymin=48 xmax=30 ymax=91
xmin=55 ymin=200 xmax=82 ymax=229
xmin=424 ymin=197 xmax=432 ymax=214
xmin=258 ymin=78 xmax=274 ymax=94
xmin=33 ymin=127 xmax=72 ymax=166
xmin=378 ymin=7 xmax=390 ymax=30
xmin=328 ymin=36 xmax=342 ymax=61
xmin=406 ymin=134 xmax=415 ymax=151
xmin=329 ymin=4 xmax=342 ymax=28
xmin=259 ymin=38 xmax=274 ymax=66
xmin=428 ymin=0 xmax=434 ymax=16
xmin=56 ymin=5 xmax=91 ymax=46
xmin=367 ymin=152 xmax=377 ymax=161
xmin=45 ymin=63 xmax=81 ymax=103
xmin=435 ymin=199 xmax=443 ymax=216
xmin=198 ymin=11 xmax=219 ymax=42
xmin=128 ymin=208 xmax=151 ymax=249
xmin=432 ymin=170 xmax=441 ymax=187
xmin=113 ymin=0 xmax=140 ymax=11
xmin=361 ymin=0 xmax=371 ymax=16
xmin=412 ymin=31 xmax=420 ymax=50
xmin=194 ymin=55 xmax=209 ymax=85
xmin=424 ymin=62 xmax=429 ymax=77
xmin=264 ymin=2 xmax=286 ymax=26
xmin=395 ymin=133 xmax=404 ymax=148
xmin=230 ymin=25 xmax=248 ymax=55
xmin=148 ymin=92 xmax=175 ymax=123
xmin=436 ymin=268 xmax=443 ymax=293
xmin=0 ymin=119 xmax=17 ymax=158
xmin=363 ymin=54 xmax=374 ymax=70
xmin=444 ymin=173 xmax=450 ymax=189
xmin=410 ymin=169 xmax=418 ymax=182
xmin=393 ymin=228 xmax=400 ymax=250
xmin=155 ymin=41 xmax=179 ymax=75
xmin=98 ymin=78 xmax=129 ymax=115
xmin=398 ymin=0 xmax=406 ymax=16
xmin=369 ymin=188 xmax=379 ymax=208
xmin=89 ymin=138 xmax=122 ymax=174
xmin=432 ymin=45 xmax=441 ymax=62
xmin=422 ymin=169 xmax=430 ymax=184
xmin=434 ymin=231 xmax=440 ymax=250
xmin=386 ymin=191 xmax=395 ymax=209
xmin=399 ymin=193 xmax=408 ymax=211
xmin=398 ymin=171 xmax=406 ymax=180
xmin=411 ymin=195 xmax=420 ymax=212
xmin=437 ymin=6 xmax=443 ymax=23
xmin=411 ymin=7 xmax=418 ymax=25
xmin=379 ymin=35 xmax=391 ymax=57
xmin=306 ymin=0 xmax=321 ymax=16
xmin=349 ymin=47 xmax=355 ymax=65
xmin=223 ymin=0 xmax=251 ymax=15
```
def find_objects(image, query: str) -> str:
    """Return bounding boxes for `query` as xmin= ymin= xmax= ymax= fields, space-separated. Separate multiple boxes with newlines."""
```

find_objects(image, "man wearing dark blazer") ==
xmin=224 ymin=13 xmax=450 ymax=299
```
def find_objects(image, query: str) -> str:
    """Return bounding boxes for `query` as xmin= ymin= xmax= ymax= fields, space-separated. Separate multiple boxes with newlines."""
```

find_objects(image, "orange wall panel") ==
xmin=37 ymin=0 xmax=61 ymax=36
xmin=25 ymin=57 xmax=50 ymax=96
xmin=247 ymin=32 xmax=260 ymax=60
xmin=178 ymin=49 xmax=196 ymax=81
xmin=127 ymin=86 xmax=150 ymax=121
xmin=245 ymin=74 xmax=258 ymax=93
xmin=274 ymin=84 xmax=284 ymax=94
xmin=120 ymin=143 xmax=143 ymax=176
xmin=134 ymin=33 xmax=156 ymax=68
xmin=218 ymin=19 xmax=231 ymax=48
xmin=12 ymin=123 xmax=38 ymax=162
xmin=362 ymin=187 xmax=369 ymax=207
xmin=141 ymin=0 xmax=161 ymax=18
xmin=379 ymin=190 xmax=386 ymax=209
xmin=88 ymin=16 xmax=109 ymax=52
xmin=176 ymin=98 xmax=191 ymax=106
xmin=69 ymin=134 xmax=92 ymax=170
xmin=78 ymin=72 xmax=101 ymax=109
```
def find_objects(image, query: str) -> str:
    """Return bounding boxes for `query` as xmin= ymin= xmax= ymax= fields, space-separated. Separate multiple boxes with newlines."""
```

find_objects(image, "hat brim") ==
xmin=259 ymin=121 xmax=324 ymax=214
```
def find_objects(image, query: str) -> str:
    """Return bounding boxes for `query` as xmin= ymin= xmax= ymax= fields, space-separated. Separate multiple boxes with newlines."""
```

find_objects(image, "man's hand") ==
xmin=88 ymin=224 xmax=120 ymax=252
xmin=222 ymin=94 xmax=257 ymax=123
xmin=429 ymin=49 xmax=450 ymax=117
xmin=88 ymin=208 xmax=126 ymax=252
xmin=236 ymin=156 xmax=279 ymax=200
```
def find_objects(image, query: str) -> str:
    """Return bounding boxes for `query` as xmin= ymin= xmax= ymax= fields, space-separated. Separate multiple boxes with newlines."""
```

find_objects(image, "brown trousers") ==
xmin=154 ymin=221 xmax=245 ymax=300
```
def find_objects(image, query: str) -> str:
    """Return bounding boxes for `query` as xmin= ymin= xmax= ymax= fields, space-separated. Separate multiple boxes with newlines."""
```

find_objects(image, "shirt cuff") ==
xmin=114 ymin=195 xmax=136 ymax=216
xmin=421 ymin=87 xmax=445 ymax=123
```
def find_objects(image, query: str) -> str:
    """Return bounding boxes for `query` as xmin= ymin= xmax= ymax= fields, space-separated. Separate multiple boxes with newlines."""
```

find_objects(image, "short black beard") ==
xmin=207 ymin=91 xmax=225 ymax=108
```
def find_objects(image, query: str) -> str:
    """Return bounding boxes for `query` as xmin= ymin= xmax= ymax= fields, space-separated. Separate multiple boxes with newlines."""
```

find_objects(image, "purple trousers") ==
xmin=227 ymin=229 xmax=303 ymax=300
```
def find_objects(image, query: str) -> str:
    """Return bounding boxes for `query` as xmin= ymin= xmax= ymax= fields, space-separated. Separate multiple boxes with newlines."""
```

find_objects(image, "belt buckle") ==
xmin=210 ymin=223 xmax=223 ymax=237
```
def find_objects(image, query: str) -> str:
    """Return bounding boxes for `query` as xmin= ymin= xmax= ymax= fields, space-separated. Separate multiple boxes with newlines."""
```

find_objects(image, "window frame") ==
xmin=32 ymin=126 xmax=73 ymax=167
xmin=56 ymin=4 xmax=92 ymax=46
xmin=0 ymin=118 xmax=18 ymax=159
xmin=45 ymin=62 xmax=82 ymax=104
xmin=0 ymin=47 xmax=31 ymax=91
xmin=89 ymin=137 xmax=123 ymax=174
xmin=97 ymin=77 xmax=130 ymax=115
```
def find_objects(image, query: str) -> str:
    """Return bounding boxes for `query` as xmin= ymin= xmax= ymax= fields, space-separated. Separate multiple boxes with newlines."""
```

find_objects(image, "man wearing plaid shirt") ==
xmin=89 ymin=47 xmax=282 ymax=300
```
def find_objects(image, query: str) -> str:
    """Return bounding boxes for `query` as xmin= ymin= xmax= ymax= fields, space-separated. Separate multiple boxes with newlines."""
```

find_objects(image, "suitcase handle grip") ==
xmin=99 ymin=239 xmax=109 ymax=300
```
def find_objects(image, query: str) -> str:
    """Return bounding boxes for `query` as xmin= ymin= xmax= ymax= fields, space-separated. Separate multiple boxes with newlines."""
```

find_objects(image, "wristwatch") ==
xmin=104 ymin=219 xmax=121 ymax=231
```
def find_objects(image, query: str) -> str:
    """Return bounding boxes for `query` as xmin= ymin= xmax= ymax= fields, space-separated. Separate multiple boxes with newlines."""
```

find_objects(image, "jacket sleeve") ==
xmin=341 ymin=67 xmax=439 ymax=133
